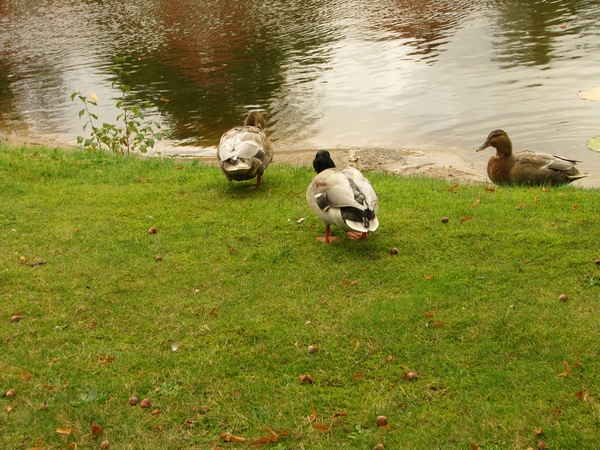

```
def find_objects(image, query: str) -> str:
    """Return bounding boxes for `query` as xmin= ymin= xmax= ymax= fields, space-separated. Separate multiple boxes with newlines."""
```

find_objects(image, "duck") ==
xmin=217 ymin=111 xmax=274 ymax=188
xmin=477 ymin=129 xmax=587 ymax=186
xmin=306 ymin=150 xmax=379 ymax=243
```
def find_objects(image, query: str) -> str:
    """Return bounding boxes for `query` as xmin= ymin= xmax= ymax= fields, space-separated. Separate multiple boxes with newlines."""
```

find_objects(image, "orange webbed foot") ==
xmin=317 ymin=236 xmax=341 ymax=243
xmin=347 ymin=231 xmax=368 ymax=240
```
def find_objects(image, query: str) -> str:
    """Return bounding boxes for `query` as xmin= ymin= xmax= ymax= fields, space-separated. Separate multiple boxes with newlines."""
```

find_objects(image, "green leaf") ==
xmin=588 ymin=136 xmax=600 ymax=152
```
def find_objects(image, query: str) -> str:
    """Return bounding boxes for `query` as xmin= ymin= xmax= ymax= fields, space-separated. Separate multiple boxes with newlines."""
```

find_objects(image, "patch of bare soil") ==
xmin=1 ymin=130 xmax=486 ymax=183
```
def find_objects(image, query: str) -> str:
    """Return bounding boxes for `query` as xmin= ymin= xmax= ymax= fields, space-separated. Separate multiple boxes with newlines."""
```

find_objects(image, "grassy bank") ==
xmin=1 ymin=142 xmax=599 ymax=449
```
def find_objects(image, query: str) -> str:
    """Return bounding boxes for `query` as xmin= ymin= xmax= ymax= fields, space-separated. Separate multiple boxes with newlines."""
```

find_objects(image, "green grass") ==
xmin=1 ymin=142 xmax=600 ymax=449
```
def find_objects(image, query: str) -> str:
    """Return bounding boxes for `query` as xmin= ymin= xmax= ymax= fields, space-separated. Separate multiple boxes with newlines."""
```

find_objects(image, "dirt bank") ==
xmin=1 ymin=130 xmax=487 ymax=184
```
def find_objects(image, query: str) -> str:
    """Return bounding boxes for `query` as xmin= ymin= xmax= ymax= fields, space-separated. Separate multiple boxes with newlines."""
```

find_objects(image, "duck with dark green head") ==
xmin=306 ymin=150 xmax=379 ymax=243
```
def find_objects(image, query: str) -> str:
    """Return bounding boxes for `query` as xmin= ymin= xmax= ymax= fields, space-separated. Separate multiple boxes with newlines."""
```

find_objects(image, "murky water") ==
xmin=1 ymin=0 xmax=600 ymax=185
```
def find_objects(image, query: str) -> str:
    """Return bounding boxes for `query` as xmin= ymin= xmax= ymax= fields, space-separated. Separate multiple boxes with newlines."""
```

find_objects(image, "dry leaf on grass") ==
xmin=309 ymin=405 xmax=317 ymax=423
xmin=221 ymin=432 xmax=246 ymax=442
xmin=558 ymin=361 xmax=571 ymax=377
xmin=20 ymin=370 xmax=32 ymax=381
xmin=299 ymin=374 xmax=315 ymax=384
xmin=56 ymin=428 xmax=77 ymax=436
xmin=91 ymin=423 xmax=103 ymax=438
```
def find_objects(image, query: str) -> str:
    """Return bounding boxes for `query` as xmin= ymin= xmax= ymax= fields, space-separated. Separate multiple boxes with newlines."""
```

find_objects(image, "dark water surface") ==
xmin=1 ymin=0 xmax=600 ymax=185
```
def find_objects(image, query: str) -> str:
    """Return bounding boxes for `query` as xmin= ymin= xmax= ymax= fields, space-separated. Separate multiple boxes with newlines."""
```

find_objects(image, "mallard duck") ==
xmin=477 ymin=130 xmax=587 ymax=186
xmin=306 ymin=150 xmax=379 ymax=243
xmin=217 ymin=111 xmax=273 ymax=188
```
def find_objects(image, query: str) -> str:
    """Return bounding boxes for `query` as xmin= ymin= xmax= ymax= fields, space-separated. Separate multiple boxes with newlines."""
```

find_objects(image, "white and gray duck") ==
xmin=306 ymin=150 xmax=379 ymax=243
xmin=217 ymin=111 xmax=274 ymax=188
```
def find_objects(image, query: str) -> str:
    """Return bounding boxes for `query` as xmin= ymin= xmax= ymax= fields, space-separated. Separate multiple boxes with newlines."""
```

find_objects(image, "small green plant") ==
xmin=71 ymin=56 xmax=170 ymax=155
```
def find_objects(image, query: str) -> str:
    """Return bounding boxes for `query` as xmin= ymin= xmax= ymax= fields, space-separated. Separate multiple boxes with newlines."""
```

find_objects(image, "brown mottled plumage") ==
xmin=217 ymin=111 xmax=273 ymax=188
xmin=477 ymin=130 xmax=587 ymax=186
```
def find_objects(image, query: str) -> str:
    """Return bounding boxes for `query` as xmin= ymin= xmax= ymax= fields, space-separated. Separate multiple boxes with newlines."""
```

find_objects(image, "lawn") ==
xmin=1 ymin=142 xmax=599 ymax=449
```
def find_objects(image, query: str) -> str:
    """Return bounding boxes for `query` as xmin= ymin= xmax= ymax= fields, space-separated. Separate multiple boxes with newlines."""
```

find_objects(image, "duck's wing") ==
xmin=549 ymin=154 xmax=581 ymax=171
xmin=340 ymin=167 xmax=379 ymax=212
xmin=312 ymin=170 xmax=368 ymax=210
xmin=516 ymin=150 xmax=578 ymax=172
xmin=218 ymin=126 xmax=267 ymax=162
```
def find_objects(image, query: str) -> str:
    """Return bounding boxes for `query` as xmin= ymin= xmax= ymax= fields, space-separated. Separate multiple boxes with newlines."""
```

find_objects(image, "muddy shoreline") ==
xmin=0 ymin=129 xmax=487 ymax=184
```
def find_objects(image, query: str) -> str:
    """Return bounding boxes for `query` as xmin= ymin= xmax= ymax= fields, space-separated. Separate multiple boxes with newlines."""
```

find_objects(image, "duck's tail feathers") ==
xmin=568 ymin=173 xmax=588 ymax=181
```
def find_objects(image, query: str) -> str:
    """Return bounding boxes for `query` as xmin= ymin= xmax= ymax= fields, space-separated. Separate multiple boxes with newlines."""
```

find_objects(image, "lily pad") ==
xmin=578 ymin=86 xmax=600 ymax=101
xmin=588 ymin=136 xmax=600 ymax=152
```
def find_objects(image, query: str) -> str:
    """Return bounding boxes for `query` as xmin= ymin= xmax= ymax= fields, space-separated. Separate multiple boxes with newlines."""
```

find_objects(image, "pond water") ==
xmin=1 ymin=0 xmax=600 ymax=185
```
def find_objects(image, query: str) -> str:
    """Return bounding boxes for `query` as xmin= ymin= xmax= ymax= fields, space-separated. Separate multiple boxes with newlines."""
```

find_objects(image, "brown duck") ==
xmin=477 ymin=130 xmax=587 ymax=186
xmin=217 ymin=111 xmax=274 ymax=188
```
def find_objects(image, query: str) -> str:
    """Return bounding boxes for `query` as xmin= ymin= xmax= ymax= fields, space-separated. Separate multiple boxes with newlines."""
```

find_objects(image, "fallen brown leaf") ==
xmin=433 ymin=321 xmax=445 ymax=327
xmin=385 ymin=355 xmax=393 ymax=362
xmin=309 ymin=405 xmax=317 ymax=423
xmin=351 ymin=372 xmax=363 ymax=380
xmin=221 ymin=432 xmax=246 ymax=442
xmin=423 ymin=313 xmax=435 ymax=318
xmin=571 ymin=204 xmax=579 ymax=210
xmin=91 ymin=423 xmax=103 ymax=438
xmin=312 ymin=424 xmax=329 ymax=432
xmin=448 ymin=184 xmax=459 ymax=192
xmin=299 ymin=374 xmax=315 ymax=384
xmin=56 ymin=428 xmax=77 ymax=436
xmin=472 ymin=199 xmax=480 ymax=207
xmin=460 ymin=216 xmax=474 ymax=223
xmin=333 ymin=412 xmax=347 ymax=419
xmin=266 ymin=428 xmax=279 ymax=439
xmin=485 ymin=187 xmax=496 ymax=193
xmin=20 ymin=370 xmax=32 ymax=381
xmin=558 ymin=361 xmax=571 ymax=377
xmin=534 ymin=427 xmax=543 ymax=436
xmin=574 ymin=390 xmax=589 ymax=400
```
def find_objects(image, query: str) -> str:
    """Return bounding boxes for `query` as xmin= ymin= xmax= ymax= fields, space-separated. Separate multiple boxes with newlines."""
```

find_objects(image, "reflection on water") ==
xmin=1 ymin=0 xmax=600 ymax=185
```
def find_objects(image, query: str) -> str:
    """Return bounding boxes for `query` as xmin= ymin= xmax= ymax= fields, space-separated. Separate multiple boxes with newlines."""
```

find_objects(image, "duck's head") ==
xmin=245 ymin=111 xmax=266 ymax=130
xmin=477 ymin=129 xmax=513 ymax=156
xmin=312 ymin=150 xmax=336 ymax=173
